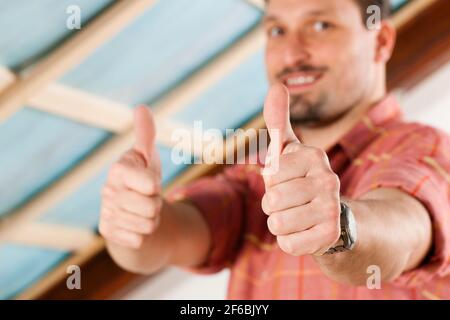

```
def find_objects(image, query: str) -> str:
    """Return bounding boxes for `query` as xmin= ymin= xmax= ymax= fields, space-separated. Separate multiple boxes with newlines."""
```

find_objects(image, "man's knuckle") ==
xmin=265 ymin=173 xmax=275 ymax=187
xmin=101 ymin=185 xmax=116 ymax=200
xmin=268 ymin=188 xmax=281 ymax=207
xmin=324 ymin=199 xmax=340 ymax=220
xmin=268 ymin=214 xmax=283 ymax=234
xmin=133 ymin=235 xmax=144 ymax=249
xmin=151 ymin=197 xmax=163 ymax=217
xmin=143 ymin=176 xmax=157 ymax=194
xmin=140 ymin=219 xmax=154 ymax=234
xmin=278 ymin=237 xmax=296 ymax=255
xmin=141 ymin=171 xmax=161 ymax=195
xmin=329 ymin=226 xmax=341 ymax=244
xmin=101 ymin=208 xmax=115 ymax=221
xmin=98 ymin=221 xmax=110 ymax=238
xmin=308 ymin=147 xmax=326 ymax=161
xmin=321 ymin=223 xmax=333 ymax=236
xmin=140 ymin=199 xmax=153 ymax=218
xmin=322 ymin=172 xmax=340 ymax=191
xmin=262 ymin=195 xmax=271 ymax=214
xmin=109 ymin=162 xmax=125 ymax=180
xmin=322 ymin=223 xmax=340 ymax=242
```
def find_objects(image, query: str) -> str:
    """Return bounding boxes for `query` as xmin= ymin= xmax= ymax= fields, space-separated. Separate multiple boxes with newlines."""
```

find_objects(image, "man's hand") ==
xmin=99 ymin=106 xmax=163 ymax=249
xmin=262 ymin=84 xmax=341 ymax=256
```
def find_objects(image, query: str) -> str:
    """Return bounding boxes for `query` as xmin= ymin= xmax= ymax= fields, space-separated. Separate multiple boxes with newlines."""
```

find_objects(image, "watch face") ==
xmin=326 ymin=203 xmax=358 ymax=254
xmin=346 ymin=206 xmax=358 ymax=247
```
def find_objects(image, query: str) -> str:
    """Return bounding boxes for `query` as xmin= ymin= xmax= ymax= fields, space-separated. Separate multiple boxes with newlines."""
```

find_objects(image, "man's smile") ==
xmin=280 ymin=71 xmax=325 ymax=93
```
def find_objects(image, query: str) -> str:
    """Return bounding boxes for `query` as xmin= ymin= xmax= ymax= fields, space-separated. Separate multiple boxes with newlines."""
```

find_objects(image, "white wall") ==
xmin=121 ymin=62 xmax=450 ymax=300
xmin=398 ymin=62 xmax=450 ymax=133
xmin=121 ymin=267 xmax=229 ymax=300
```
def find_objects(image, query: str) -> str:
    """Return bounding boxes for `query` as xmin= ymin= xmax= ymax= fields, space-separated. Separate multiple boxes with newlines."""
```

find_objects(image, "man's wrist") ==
xmin=324 ymin=201 xmax=358 ymax=255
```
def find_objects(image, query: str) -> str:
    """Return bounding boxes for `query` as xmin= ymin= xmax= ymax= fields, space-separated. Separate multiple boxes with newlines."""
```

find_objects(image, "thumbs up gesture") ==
xmin=100 ymin=106 xmax=163 ymax=249
xmin=262 ymin=84 xmax=341 ymax=256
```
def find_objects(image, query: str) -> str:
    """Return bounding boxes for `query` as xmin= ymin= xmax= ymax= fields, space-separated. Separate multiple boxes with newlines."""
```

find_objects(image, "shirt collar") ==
xmin=337 ymin=95 xmax=403 ymax=159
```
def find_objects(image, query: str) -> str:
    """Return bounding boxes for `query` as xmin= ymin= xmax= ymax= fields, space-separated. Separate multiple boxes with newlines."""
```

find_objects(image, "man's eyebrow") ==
xmin=262 ymin=15 xmax=277 ymax=23
xmin=263 ymin=9 xmax=332 ymax=23
xmin=307 ymin=9 xmax=333 ymax=17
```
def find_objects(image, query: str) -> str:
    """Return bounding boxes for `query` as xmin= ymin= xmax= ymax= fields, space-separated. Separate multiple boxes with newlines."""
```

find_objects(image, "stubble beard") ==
xmin=289 ymin=93 xmax=329 ymax=127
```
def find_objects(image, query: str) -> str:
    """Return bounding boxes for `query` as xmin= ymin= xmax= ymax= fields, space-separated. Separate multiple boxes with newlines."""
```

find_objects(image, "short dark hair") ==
xmin=264 ymin=0 xmax=391 ymax=24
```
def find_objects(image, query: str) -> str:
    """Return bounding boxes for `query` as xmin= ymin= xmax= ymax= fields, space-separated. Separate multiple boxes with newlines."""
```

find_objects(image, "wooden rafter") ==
xmin=0 ymin=66 xmax=204 ymax=149
xmin=31 ymin=83 xmax=133 ymax=133
xmin=1 ymin=223 xmax=99 ymax=252
xmin=244 ymin=0 xmax=265 ymax=11
xmin=391 ymin=0 xmax=439 ymax=27
xmin=0 ymin=66 xmax=133 ymax=132
xmin=388 ymin=0 xmax=450 ymax=90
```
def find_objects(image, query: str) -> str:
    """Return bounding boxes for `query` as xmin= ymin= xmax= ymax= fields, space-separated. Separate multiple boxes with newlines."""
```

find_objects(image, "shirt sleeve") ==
xmin=350 ymin=125 xmax=450 ymax=288
xmin=166 ymin=164 xmax=252 ymax=274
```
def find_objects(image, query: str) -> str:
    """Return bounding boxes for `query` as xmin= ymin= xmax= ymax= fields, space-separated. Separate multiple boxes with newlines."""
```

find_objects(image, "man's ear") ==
xmin=375 ymin=21 xmax=396 ymax=63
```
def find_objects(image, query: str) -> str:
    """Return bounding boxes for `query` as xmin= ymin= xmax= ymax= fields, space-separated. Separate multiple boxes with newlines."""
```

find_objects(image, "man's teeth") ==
xmin=286 ymin=76 xmax=316 ymax=85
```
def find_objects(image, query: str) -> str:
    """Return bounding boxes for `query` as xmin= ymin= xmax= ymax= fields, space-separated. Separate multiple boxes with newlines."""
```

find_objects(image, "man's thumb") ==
xmin=133 ymin=105 xmax=156 ymax=163
xmin=263 ymin=83 xmax=299 ymax=155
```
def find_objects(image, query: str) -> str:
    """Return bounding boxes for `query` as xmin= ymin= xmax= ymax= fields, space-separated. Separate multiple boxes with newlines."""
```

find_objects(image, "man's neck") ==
xmin=295 ymin=88 xmax=387 ymax=151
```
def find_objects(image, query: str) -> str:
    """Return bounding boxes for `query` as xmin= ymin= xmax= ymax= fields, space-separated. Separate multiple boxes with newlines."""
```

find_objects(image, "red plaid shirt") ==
xmin=168 ymin=96 xmax=450 ymax=300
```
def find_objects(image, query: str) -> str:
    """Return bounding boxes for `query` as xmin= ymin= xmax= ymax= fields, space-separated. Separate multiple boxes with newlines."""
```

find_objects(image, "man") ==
xmin=99 ymin=0 xmax=450 ymax=299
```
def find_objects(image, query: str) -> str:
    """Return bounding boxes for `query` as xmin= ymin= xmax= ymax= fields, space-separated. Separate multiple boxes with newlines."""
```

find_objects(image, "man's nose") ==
xmin=282 ymin=34 xmax=311 ymax=69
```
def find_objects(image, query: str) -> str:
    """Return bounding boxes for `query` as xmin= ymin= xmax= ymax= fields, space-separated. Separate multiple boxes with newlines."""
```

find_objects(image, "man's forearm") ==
xmin=106 ymin=200 xmax=210 ymax=275
xmin=314 ymin=188 xmax=432 ymax=286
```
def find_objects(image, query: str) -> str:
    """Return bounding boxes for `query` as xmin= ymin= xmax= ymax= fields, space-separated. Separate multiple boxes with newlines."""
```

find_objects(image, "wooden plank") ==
xmin=0 ymin=223 xmax=98 ymax=252
xmin=0 ymin=66 xmax=16 ymax=91
xmin=1 ymin=66 xmax=200 ymax=143
xmin=31 ymin=83 xmax=133 ymax=133
xmin=0 ymin=66 xmax=132 ymax=132
xmin=0 ymin=0 xmax=157 ymax=123
xmin=388 ymin=0 xmax=450 ymax=90
xmin=392 ymin=0 xmax=439 ymax=28
xmin=245 ymin=0 xmax=265 ymax=11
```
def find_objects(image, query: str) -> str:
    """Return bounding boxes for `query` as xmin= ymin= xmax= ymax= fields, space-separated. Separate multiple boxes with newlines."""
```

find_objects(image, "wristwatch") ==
xmin=324 ymin=202 xmax=358 ymax=255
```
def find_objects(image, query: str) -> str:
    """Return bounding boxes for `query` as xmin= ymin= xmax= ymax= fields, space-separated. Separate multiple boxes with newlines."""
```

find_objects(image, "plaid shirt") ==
xmin=168 ymin=96 xmax=450 ymax=300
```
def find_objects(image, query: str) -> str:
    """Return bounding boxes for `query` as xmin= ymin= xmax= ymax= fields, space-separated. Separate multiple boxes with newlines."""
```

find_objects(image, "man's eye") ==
xmin=268 ymin=26 xmax=284 ymax=37
xmin=313 ymin=21 xmax=332 ymax=32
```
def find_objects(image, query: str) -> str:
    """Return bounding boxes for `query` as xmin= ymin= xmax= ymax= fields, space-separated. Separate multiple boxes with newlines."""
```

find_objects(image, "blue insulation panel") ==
xmin=173 ymin=50 xmax=268 ymax=133
xmin=0 ymin=244 xmax=69 ymax=300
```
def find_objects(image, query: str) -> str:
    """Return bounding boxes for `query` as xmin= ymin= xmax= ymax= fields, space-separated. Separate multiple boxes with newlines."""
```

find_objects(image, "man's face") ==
xmin=264 ymin=0 xmax=380 ymax=126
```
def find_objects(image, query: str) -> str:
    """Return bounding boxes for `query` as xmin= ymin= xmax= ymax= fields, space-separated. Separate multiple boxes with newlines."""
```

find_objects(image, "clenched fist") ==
xmin=100 ymin=106 xmax=163 ymax=249
xmin=262 ymin=84 xmax=341 ymax=256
